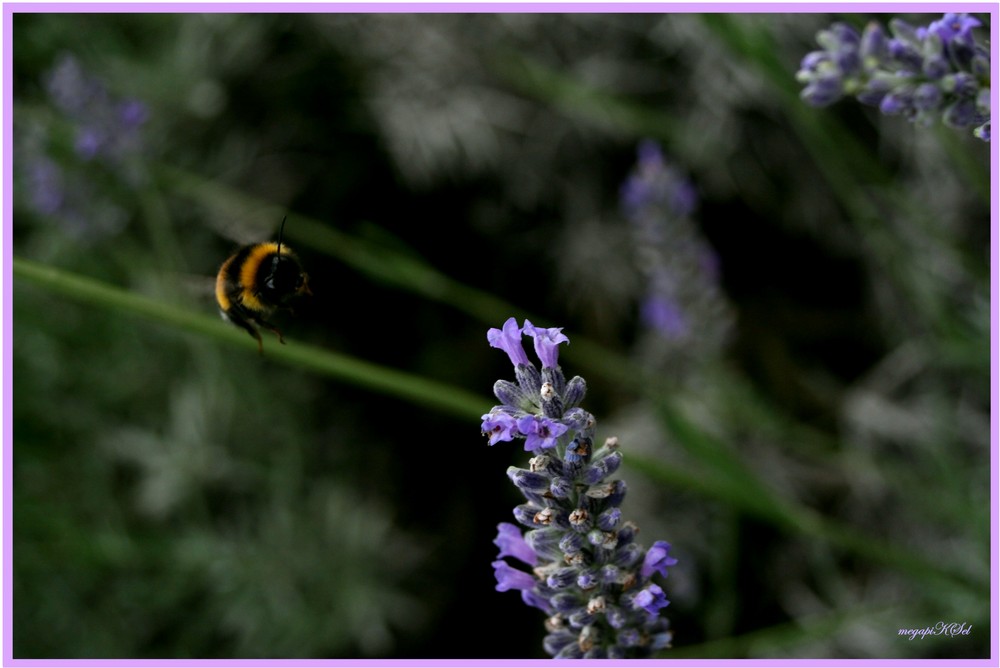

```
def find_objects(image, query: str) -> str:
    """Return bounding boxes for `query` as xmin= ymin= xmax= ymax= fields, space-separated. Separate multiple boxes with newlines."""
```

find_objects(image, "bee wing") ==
xmin=202 ymin=200 xmax=287 ymax=246
xmin=175 ymin=272 xmax=220 ymax=304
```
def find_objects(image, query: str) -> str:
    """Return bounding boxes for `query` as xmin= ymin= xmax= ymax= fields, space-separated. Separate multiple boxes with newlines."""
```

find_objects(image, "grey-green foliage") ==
xmin=14 ymin=289 xmax=430 ymax=658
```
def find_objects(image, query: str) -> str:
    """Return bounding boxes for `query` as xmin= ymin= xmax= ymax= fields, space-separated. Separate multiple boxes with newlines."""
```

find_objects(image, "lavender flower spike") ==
xmin=797 ymin=12 xmax=990 ymax=141
xmin=482 ymin=319 xmax=677 ymax=658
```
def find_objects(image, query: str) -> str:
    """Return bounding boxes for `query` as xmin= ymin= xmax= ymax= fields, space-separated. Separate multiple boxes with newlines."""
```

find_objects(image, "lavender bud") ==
xmin=529 ymin=455 xmax=552 ymax=473
xmin=651 ymin=631 xmax=674 ymax=650
xmin=913 ymin=82 xmax=943 ymax=110
xmin=597 ymin=507 xmax=622 ymax=531
xmin=549 ymin=476 xmax=573 ymax=499
xmin=550 ymin=592 xmax=582 ymax=613
xmin=860 ymin=22 xmax=888 ymax=66
xmin=975 ymin=87 xmax=990 ymax=115
xmin=493 ymin=379 xmax=527 ymax=409
xmin=507 ymin=467 xmax=550 ymax=493
xmin=543 ymin=632 xmax=576 ymax=655
xmin=534 ymin=506 xmax=566 ymax=528
xmin=554 ymin=643 xmax=584 ymax=659
xmin=617 ymin=521 xmax=639 ymax=546
xmin=513 ymin=504 xmax=539 ymax=527
xmin=515 ymin=363 xmax=541 ymax=397
xmin=880 ymin=87 xmax=914 ymax=115
xmin=563 ymin=375 xmax=587 ymax=408
xmin=921 ymin=33 xmax=949 ymax=79
xmin=800 ymin=76 xmax=844 ymax=107
xmin=617 ymin=629 xmax=642 ymax=648
xmin=856 ymin=75 xmax=893 ymax=106
xmin=942 ymin=72 xmax=978 ymax=96
xmin=526 ymin=528 xmax=563 ymax=556
xmin=586 ymin=595 xmax=606 ymax=614
xmin=544 ymin=613 xmax=565 ymax=632
xmin=588 ymin=529 xmax=619 ymax=550
xmin=568 ymin=508 xmax=591 ymax=531
xmin=547 ymin=567 xmax=578 ymax=589
xmin=614 ymin=543 xmax=644 ymax=569
xmin=559 ymin=531 xmax=586 ymax=554
xmin=578 ymin=625 xmax=600 ymax=652
xmin=539 ymin=381 xmax=565 ymax=419
xmin=562 ymin=408 xmax=596 ymax=434
xmin=606 ymin=604 xmax=628 ymax=629
xmin=582 ymin=451 xmax=623 ymax=484
xmin=585 ymin=483 xmax=614 ymax=499
xmin=578 ymin=571 xmax=600 ymax=590
xmin=608 ymin=479 xmax=628 ymax=507
xmin=540 ymin=365 xmax=567 ymax=398
xmin=568 ymin=610 xmax=597 ymax=628
xmin=943 ymin=97 xmax=977 ymax=127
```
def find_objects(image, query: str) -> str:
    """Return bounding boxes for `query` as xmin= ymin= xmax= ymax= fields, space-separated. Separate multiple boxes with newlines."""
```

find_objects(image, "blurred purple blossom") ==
xmin=619 ymin=140 xmax=732 ymax=361
xmin=18 ymin=54 xmax=150 ymax=238
xmin=797 ymin=13 xmax=990 ymax=140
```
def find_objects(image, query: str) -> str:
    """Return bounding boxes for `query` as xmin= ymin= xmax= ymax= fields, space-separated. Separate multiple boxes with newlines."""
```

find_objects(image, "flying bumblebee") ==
xmin=215 ymin=217 xmax=311 ymax=354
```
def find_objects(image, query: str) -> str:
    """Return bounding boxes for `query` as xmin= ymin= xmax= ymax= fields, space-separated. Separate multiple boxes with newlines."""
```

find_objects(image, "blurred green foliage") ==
xmin=12 ymin=11 xmax=991 ymax=659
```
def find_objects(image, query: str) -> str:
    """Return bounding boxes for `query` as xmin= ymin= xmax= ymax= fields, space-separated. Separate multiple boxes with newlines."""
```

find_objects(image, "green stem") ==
xmin=13 ymin=257 xmax=489 ymax=420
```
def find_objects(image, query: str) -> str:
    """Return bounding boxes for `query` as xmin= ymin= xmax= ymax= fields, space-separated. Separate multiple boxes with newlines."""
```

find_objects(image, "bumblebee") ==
xmin=215 ymin=217 xmax=311 ymax=354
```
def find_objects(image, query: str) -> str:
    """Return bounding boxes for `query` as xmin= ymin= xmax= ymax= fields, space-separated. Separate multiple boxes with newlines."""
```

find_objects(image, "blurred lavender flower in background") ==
xmin=17 ymin=54 xmax=150 ymax=240
xmin=796 ymin=13 xmax=990 ymax=140
xmin=482 ymin=318 xmax=677 ymax=658
xmin=44 ymin=54 xmax=149 ymax=164
xmin=620 ymin=140 xmax=732 ymax=372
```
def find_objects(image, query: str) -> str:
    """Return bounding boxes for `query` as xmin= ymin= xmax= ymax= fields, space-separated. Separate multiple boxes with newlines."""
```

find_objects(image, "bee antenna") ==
xmin=276 ymin=216 xmax=288 ymax=254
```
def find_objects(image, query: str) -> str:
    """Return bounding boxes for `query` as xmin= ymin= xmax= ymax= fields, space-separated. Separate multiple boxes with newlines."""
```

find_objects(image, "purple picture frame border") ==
xmin=2 ymin=2 xmax=996 ymax=666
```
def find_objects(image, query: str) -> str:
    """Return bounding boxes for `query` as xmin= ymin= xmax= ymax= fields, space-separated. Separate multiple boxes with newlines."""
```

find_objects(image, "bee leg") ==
xmin=258 ymin=319 xmax=286 ymax=345
xmin=223 ymin=309 xmax=265 ymax=355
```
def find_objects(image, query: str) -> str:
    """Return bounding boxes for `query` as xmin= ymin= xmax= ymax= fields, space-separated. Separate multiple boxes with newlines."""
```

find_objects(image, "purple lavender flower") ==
xmin=517 ymin=416 xmax=569 ymax=452
xmin=620 ymin=141 xmax=731 ymax=359
xmin=523 ymin=320 xmax=569 ymax=369
xmin=633 ymin=584 xmax=670 ymax=615
xmin=18 ymin=54 xmax=151 ymax=239
xmin=494 ymin=522 xmax=538 ymax=566
xmin=24 ymin=157 xmax=65 ymax=215
xmin=641 ymin=541 xmax=679 ymax=579
xmin=492 ymin=560 xmax=537 ymax=592
xmin=917 ymin=13 xmax=981 ymax=45
xmin=42 ymin=54 xmax=150 ymax=163
xmin=797 ymin=13 xmax=990 ymax=141
xmin=483 ymin=320 xmax=677 ymax=658
xmin=621 ymin=139 xmax=697 ymax=221
xmin=488 ymin=317 xmax=531 ymax=367
xmin=482 ymin=411 xmax=518 ymax=445
xmin=640 ymin=294 xmax=687 ymax=338
xmin=796 ymin=23 xmax=861 ymax=107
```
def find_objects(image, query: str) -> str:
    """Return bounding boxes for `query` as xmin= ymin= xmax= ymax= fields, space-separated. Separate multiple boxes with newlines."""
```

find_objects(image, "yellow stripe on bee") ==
xmin=237 ymin=242 xmax=296 ymax=313
xmin=239 ymin=243 xmax=278 ymax=292
xmin=215 ymin=255 xmax=235 ymax=310
xmin=237 ymin=243 xmax=275 ymax=312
